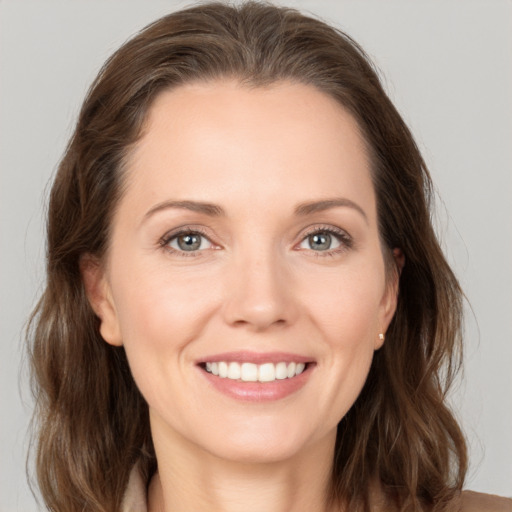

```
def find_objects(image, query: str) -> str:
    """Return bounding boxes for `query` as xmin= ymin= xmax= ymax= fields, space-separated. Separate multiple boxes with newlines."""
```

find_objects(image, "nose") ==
xmin=221 ymin=249 xmax=298 ymax=332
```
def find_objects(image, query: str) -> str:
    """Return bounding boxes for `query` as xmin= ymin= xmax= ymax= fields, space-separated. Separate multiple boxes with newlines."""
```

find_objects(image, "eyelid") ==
xmin=159 ymin=225 xmax=219 ymax=256
xmin=296 ymin=224 xmax=354 ymax=254
xmin=158 ymin=223 xmax=353 ymax=257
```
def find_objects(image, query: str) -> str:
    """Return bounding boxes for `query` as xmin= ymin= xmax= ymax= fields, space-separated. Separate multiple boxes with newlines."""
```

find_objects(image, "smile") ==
xmin=204 ymin=361 xmax=306 ymax=382
xmin=197 ymin=352 xmax=315 ymax=402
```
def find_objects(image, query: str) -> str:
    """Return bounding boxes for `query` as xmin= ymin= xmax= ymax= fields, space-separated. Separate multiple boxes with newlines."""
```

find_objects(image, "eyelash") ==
xmin=159 ymin=226 xmax=214 ymax=258
xmin=300 ymin=225 xmax=353 ymax=257
xmin=159 ymin=225 xmax=353 ymax=258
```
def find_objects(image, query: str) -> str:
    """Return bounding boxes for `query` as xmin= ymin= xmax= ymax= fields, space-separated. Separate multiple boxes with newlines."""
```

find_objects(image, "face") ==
xmin=85 ymin=80 xmax=398 ymax=464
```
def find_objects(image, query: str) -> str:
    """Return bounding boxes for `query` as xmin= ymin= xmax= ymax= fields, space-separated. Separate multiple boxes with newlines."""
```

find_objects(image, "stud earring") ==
xmin=378 ymin=333 xmax=385 ymax=341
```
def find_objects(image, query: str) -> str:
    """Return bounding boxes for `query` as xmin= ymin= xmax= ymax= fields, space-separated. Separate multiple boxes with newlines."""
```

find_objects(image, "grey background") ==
xmin=1 ymin=1 xmax=511 ymax=510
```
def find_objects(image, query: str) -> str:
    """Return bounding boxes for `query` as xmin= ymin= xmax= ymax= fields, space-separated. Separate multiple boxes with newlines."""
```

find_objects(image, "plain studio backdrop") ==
xmin=1 ymin=1 xmax=511 ymax=510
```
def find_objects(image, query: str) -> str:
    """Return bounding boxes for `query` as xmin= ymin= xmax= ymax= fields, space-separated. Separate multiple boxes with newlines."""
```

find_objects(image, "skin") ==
xmin=83 ymin=80 xmax=401 ymax=512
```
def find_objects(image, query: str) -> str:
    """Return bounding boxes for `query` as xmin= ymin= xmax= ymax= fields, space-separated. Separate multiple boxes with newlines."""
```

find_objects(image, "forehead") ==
xmin=123 ymin=80 xmax=375 ymax=221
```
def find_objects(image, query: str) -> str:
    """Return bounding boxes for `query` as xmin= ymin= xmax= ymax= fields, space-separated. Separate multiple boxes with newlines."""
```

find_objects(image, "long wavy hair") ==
xmin=27 ymin=2 xmax=467 ymax=511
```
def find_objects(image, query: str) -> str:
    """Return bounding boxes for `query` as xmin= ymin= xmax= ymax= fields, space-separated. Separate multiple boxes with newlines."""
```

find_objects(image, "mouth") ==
xmin=199 ymin=360 xmax=310 ymax=382
xmin=196 ymin=352 xmax=315 ymax=402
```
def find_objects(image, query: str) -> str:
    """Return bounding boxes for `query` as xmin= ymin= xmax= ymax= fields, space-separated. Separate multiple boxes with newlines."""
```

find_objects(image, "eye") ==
xmin=300 ymin=231 xmax=340 ymax=251
xmin=164 ymin=230 xmax=213 ymax=253
xmin=298 ymin=227 xmax=352 ymax=253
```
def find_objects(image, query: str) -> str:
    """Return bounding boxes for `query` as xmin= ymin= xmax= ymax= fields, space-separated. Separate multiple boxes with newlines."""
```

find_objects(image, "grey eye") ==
xmin=308 ymin=233 xmax=332 ymax=251
xmin=299 ymin=231 xmax=342 ymax=251
xmin=169 ymin=233 xmax=211 ymax=252
xmin=178 ymin=234 xmax=201 ymax=251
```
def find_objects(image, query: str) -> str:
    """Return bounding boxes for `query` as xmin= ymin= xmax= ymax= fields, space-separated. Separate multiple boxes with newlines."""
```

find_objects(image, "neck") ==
xmin=147 ymin=419 xmax=340 ymax=512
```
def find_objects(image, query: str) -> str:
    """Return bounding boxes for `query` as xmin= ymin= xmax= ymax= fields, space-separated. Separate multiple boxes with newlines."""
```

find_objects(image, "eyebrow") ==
xmin=294 ymin=198 xmax=368 ymax=223
xmin=143 ymin=200 xmax=225 ymax=221
xmin=142 ymin=197 xmax=368 ymax=223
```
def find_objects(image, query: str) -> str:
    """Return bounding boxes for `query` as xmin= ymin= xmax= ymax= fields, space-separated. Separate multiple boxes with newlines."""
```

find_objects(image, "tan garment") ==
xmin=121 ymin=465 xmax=147 ymax=512
xmin=119 ymin=464 xmax=512 ymax=512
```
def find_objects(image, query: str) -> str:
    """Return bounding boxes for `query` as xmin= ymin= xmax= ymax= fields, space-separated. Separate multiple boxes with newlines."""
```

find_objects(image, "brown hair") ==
xmin=27 ymin=2 xmax=467 ymax=511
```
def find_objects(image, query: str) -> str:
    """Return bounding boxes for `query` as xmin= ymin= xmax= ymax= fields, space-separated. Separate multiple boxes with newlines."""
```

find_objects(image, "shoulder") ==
xmin=460 ymin=490 xmax=512 ymax=512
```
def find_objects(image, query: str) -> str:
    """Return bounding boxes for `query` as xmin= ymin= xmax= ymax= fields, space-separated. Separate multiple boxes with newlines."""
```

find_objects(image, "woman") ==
xmin=26 ymin=2 xmax=511 ymax=511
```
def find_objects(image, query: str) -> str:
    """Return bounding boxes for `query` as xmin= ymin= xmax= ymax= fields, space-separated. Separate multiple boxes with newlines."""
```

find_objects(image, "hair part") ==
xmin=27 ymin=2 xmax=467 ymax=511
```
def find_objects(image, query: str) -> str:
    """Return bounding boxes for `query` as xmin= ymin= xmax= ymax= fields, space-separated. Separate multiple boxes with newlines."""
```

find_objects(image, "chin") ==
xmin=197 ymin=420 xmax=328 ymax=465
xmin=206 ymin=440 xmax=304 ymax=465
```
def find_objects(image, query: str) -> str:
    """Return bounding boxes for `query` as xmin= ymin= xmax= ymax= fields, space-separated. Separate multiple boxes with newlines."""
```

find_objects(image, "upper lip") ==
xmin=196 ymin=351 xmax=314 ymax=365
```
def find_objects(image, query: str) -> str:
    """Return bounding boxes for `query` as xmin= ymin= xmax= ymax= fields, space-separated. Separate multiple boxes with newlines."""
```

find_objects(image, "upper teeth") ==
xmin=205 ymin=361 xmax=306 ymax=382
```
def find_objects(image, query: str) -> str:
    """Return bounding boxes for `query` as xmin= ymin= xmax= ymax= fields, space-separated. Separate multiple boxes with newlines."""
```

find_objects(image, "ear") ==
xmin=80 ymin=254 xmax=123 ymax=346
xmin=375 ymin=248 xmax=404 ymax=350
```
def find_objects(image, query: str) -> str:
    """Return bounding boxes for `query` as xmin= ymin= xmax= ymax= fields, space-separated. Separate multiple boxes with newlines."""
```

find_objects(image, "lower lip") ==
xmin=198 ymin=364 xmax=314 ymax=402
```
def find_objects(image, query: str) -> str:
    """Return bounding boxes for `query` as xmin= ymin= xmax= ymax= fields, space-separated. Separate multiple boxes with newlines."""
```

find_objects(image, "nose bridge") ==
xmin=222 ymin=238 xmax=296 ymax=330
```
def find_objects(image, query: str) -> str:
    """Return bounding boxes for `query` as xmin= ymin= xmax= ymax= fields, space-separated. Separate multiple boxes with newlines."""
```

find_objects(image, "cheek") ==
xmin=113 ymin=254 xmax=213 ymax=328
xmin=305 ymin=265 xmax=385 ymax=342
xmin=108 ymin=257 xmax=221 ymax=371
xmin=108 ymin=261 xmax=223 ymax=415
xmin=301 ymin=266 xmax=384 ymax=417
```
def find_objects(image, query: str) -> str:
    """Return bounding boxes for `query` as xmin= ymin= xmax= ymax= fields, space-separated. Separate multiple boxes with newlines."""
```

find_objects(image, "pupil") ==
xmin=178 ymin=234 xmax=201 ymax=251
xmin=310 ymin=233 xmax=331 ymax=250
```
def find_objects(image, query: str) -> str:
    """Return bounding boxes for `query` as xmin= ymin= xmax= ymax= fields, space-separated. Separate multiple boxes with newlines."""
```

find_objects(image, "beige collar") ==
xmin=121 ymin=464 xmax=148 ymax=512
